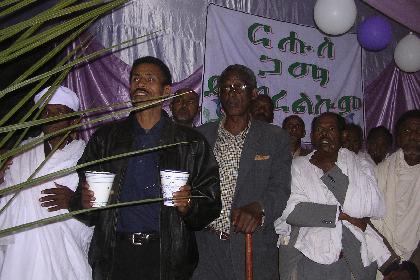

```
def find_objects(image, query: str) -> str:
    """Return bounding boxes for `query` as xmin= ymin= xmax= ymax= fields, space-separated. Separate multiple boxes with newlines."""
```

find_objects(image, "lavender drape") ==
xmin=363 ymin=0 xmax=420 ymax=33
xmin=65 ymin=38 xmax=131 ymax=141
xmin=66 ymin=36 xmax=420 ymax=142
xmin=364 ymin=63 xmax=420 ymax=137
xmin=63 ymin=1 xmax=420 ymax=142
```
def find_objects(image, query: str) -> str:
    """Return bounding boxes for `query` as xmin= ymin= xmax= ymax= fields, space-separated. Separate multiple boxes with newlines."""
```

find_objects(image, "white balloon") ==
xmin=314 ymin=0 xmax=357 ymax=36
xmin=394 ymin=33 xmax=420 ymax=73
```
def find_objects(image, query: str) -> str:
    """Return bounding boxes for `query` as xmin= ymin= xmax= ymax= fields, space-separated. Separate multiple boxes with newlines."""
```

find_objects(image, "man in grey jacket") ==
xmin=192 ymin=64 xmax=291 ymax=280
xmin=276 ymin=112 xmax=382 ymax=280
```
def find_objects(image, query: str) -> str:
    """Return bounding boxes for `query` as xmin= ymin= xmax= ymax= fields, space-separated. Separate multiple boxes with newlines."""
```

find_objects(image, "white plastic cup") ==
xmin=85 ymin=171 xmax=116 ymax=207
xmin=160 ymin=170 xmax=189 ymax=206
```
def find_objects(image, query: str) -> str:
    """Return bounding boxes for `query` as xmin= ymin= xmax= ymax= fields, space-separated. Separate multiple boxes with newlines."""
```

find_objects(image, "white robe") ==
xmin=275 ymin=148 xmax=390 ymax=267
xmin=0 ymin=136 xmax=93 ymax=280
xmin=373 ymin=149 xmax=420 ymax=261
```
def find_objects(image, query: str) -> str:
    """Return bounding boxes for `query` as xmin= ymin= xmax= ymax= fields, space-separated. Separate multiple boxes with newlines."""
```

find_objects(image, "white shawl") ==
xmin=372 ymin=149 xmax=420 ymax=261
xmin=0 ymin=136 xmax=93 ymax=280
xmin=275 ymin=148 xmax=390 ymax=267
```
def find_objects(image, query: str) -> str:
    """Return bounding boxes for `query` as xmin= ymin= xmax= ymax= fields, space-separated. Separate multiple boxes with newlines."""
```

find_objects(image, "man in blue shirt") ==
xmin=71 ymin=56 xmax=221 ymax=280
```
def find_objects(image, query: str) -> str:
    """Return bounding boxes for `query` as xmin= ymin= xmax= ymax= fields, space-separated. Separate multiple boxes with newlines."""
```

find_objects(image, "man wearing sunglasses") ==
xmin=193 ymin=64 xmax=291 ymax=280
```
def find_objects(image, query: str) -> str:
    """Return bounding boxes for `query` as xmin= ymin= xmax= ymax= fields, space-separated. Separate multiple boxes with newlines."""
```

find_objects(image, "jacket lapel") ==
xmin=203 ymin=121 xmax=219 ymax=149
xmin=234 ymin=120 xmax=263 ymax=197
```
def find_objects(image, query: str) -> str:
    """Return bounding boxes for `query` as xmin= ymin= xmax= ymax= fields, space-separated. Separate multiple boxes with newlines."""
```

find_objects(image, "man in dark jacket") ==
xmin=192 ymin=64 xmax=291 ymax=280
xmin=70 ymin=56 xmax=221 ymax=280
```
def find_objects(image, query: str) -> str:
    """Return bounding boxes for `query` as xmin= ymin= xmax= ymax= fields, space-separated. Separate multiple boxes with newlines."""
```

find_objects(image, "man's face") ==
xmin=218 ymin=71 xmax=256 ymax=118
xmin=397 ymin=118 xmax=420 ymax=159
xmin=250 ymin=98 xmax=274 ymax=123
xmin=41 ymin=104 xmax=74 ymax=135
xmin=341 ymin=129 xmax=362 ymax=154
xmin=367 ymin=134 xmax=390 ymax=164
xmin=129 ymin=63 xmax=170 ymax=105
xmin=311 ymin=114 xmax=341 ymax=154
xmin=283 ymin=117 xmax=305 ymax=143
xmin=170 ymin=91 xmax=199 ymax=125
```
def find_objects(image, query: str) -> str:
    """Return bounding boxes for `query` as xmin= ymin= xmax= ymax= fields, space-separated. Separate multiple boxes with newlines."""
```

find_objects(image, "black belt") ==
xmin=116 ymin=232 xmax=160 ymax=246
xmin=205 ymin=226 xmax=230 ymax=240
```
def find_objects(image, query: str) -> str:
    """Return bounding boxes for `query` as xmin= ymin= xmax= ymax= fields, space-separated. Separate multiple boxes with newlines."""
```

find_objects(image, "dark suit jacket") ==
xmin=196 ymin=119 xmax=292 ymax=279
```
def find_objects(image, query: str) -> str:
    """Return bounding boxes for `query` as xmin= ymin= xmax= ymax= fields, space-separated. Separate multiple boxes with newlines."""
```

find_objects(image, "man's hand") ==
xmin=173 ymin=185 xmax=191 ymax=216
xmin=339 ymin=212 xmax=368 ymax=232
xmin=0 ymin=158 xmax=13 ymax=184
xmin=231 ymin=202 xmax=263 ymax=234
xmin=309 ymin=149 xmax=337 ymax=173
xmin=81 ymin=182 xmax=95 ymax=208
xmin=39 ymin=183 xmax=74 ymax=212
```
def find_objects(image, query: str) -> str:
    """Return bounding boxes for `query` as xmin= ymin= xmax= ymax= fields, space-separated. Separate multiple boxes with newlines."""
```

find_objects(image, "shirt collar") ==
xmin=131 ymin=114 xmax=166 ymax=136
xmin=218 ymin=117 xmax=251 ymax=141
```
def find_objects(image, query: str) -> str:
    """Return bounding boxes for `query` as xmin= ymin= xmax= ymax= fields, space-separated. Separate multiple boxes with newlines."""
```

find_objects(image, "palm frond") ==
xmin=0 ymin=0 xmax=101 ymax=41
xmin=0 ymin=35 xmax=93 ymax=150
xmin=0 ymin=195 xmax=206 ymax=237
xmin=0 ymin=100 xmax=129 ymax=133
xmin=0 ymin=0 xmax=41 ymax=18
xmin=0 ymin=127 xmax=76 ymax=214
xmin=0 ymin=30 xmax=161 ymax=98
xmin=0 ymin=93 xmax=179 ymax=160
xmin=0 ymin=23 xmax=94 ymax=129
xmin=0 ymin=0 xmax=129 ymax=63
xmin=0 ymin=89 xmax=194 ymax=133
xmin=9 ymin=0 xmax=78 ymax=45
xmin=0 ymin=0 xmax=25 ymax=9
xmin=0 ymin=141 xmax=192 ymax=197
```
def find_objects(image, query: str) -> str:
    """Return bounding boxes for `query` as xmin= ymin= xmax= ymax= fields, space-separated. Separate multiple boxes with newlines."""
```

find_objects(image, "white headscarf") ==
xmin=34 ymin=86 xmax=80 ymax=112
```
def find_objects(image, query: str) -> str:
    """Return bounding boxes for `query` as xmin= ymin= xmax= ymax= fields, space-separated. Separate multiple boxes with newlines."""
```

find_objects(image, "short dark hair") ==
xmin=344 ymin=123 xmax=363 ymax=140
xmin=219 ymin=64 xmax=257 ymax=89
xmin=282 ymin=114 xmax=305 ymax=128
xmin=311 ymin=112 xmax=345 ymax=133
xmin=129 ymin=56 xmax=172 ymax=85
xmin=172 ymin=88 xmax=199 ymax=104
xmin=367 ymin=126 xmax=393 ymax=145
xmin=254 ymin=94 xmax=274 ymax=109
xmin=395 ymin=109 xmax=420 ymax=135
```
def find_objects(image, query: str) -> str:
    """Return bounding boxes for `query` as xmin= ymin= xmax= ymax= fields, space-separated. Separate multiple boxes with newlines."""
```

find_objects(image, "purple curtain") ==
xmin=364 ymin=62 xmax=420 ymax=137
xmin=65 ymin=38 xmax=131 ymax=141
xmin=363 ymin=0 xmax=420 ymax=33
xmin=66 ymin=38 xmax=420 ymax=142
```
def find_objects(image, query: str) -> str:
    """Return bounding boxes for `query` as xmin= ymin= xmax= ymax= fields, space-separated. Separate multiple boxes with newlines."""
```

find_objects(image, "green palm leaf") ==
xmin=0 ymin=30 xmax=161 ymax=98
xmin=9 ymin=0 xmax=78 ymax=45
xmin=0 ymin=89 xmax=194 ymax=133
xmin=0 ymin=196 xmax=205 ymax=237
xmin=0 ymin=126 xmax=75 ymax=214
xmin=0 ymin=0 xmax=130 ymax=63
xmin=0 ymin=141 xmax=192 ymax=197
xmin=0 ymin=0 xmax=41 ymax=18
xmin=0 ymin=100 xmax=129 ymax=133
xmin=0 ymin=0 xmax=102 ymax=40
xmin=0 ymin=22 xmax=94 ymax=127
xmin=0 ymin=92 xmax=180 ymax=161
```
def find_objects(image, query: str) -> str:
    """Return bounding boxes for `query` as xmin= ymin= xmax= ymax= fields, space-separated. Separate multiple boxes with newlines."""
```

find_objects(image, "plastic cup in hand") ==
xmin=160 ymin=170 xmax=189 ymax=206
xmin=85 ymin=171 xmax=116 ymax=207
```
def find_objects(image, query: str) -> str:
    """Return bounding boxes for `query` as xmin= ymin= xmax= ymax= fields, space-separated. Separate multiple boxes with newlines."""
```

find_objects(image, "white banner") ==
xmin=201 ymin=4 xmax=363 ymax=143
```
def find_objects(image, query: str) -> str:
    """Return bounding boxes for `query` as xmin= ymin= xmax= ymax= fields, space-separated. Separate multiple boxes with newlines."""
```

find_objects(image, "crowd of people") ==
xmin=0 ymin=56 xmax=418 ymax=280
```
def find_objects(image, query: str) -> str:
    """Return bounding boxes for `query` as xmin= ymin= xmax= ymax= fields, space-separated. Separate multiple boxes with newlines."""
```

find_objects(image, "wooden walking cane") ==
xmin=245 ymin=233 xmax=253 ymax=280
